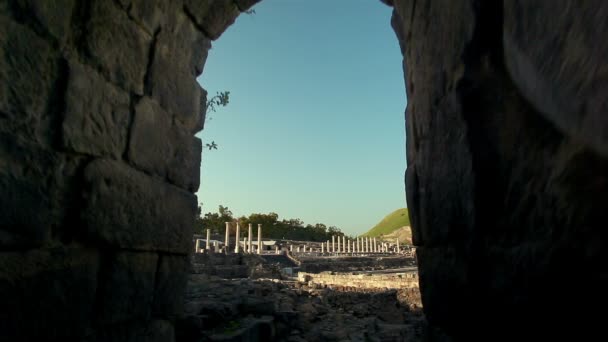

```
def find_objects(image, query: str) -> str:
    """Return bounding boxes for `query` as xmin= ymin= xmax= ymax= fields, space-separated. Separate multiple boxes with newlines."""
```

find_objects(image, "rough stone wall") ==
xmin=388 ymin=0 xmax=608 ymax=339
xmin=298 ymin=271 xmax=419 ymax=290
xmin=0 ymin=1 xmax=258 ymax=341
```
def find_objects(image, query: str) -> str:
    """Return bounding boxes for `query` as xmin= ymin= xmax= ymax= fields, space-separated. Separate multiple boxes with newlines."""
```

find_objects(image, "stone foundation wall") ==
xmin=0 ymin=1 xmax=258 ymax=341
xmin=298 ymin=271 xmax=419 ymax=290
xmin=297 ymin=255 xmax=415 ymax=273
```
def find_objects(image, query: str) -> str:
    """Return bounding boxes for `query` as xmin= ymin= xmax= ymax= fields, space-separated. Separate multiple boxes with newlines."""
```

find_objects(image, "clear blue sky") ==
xmin=196 ymin=0 xmax=407 ymax=236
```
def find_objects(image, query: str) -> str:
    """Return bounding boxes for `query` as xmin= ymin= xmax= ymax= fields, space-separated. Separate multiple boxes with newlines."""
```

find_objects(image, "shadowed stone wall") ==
xmin=388 ymin=0 xmax=608 ymax=339
xmin=0 ymin=1 xmax=257 ymax=341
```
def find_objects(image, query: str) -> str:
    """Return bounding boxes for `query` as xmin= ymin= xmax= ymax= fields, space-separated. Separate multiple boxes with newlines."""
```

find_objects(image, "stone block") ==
xmin=128 ymin=97 xmax=202 ymax=191
xmin=81 ymin=159 xmax=196 ymax=253
xmin=184 ymin=0 xmax=240 ymax=40
xmin=85 ymin=0 xmax=151 ymax=94
xmin=153 ymin=255 xmax=189 ymax=318
xmin=97 ymin=251 xmax=158 ymax=325
xmin=160 ymin=9 xmax=211 ymax=76
xmin=0 ymin=15 xmax=57 ymax=141
xmin=14 ymin=0 xmax=76 ymax=45
xmin=0 ymin=134 xmax=85 ymax=247
xmin=0 ymin=248 xmax=99 ymax=341
xmin=62 ymin=59 xmax=130 ymax=158
xmin=146 ymin=10 xmax=209 ymax=132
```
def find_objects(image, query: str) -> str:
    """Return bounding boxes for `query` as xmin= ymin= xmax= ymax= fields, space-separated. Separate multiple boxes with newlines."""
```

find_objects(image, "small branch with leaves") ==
xmin=204 ymin=91 xmax=230 ymax=150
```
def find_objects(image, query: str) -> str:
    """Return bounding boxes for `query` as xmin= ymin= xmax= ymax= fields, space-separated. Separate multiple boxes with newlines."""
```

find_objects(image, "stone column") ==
xmin=327 ymin=240 xmax=330 ymax=253
xmin=342 ymin=236 xmax=346 ymax=253
xmin=225 ymin=222 xmax=231 ymax=253
xmin=356 ymin=237 xmax=359 ymax=253
xmin=257 ymin=224 xmax=262 ymax=255
xmin=275 ymin=246 xmax=279 ymax=254
xmin=366 ymin=237 xmax=370 ymax=253
xmin=373 ymin=238 xmax=377 ymax=253
xmin=332 ymin=236 xmax=335 ymax=253
xmin=396 ymin=239 xmax=400 ymax=253
xmin=347 ymin=239 xmax=351 ymax=253
xmin=337 ymin=236 xmax=341 ymax=254
xmin=247 ymin=224 xmax=253 ymax=253
xmin=206 ymin=229 xmax=210 ymax=250
xmin=234 ymin=223 xmax=241 ymax=253
xmin=195 ymin=239 xmax=201 ymax=253
xmin=290 ymin=245 xmax=293 ymax=252
xmin=321 ymin=242 xmax=325 ymax=253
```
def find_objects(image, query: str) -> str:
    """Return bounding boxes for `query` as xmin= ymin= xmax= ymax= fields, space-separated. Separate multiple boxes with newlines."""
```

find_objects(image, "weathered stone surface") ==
xmin=117 ymin=0 xmax=166 ymax=35
xmin=128 ymin=97 xmax=202 ymax=191
xmin=392 ymin=0 xmax=476 ymax=247
xmin=504 ymin=1 xmax=608 ymax=157
xmin=81 ymin=159 xmax=197 ymax=253
xmin=85 ymin=0 xmax=151 ymax=94
xmin=97 ymin=251 xmax=158 ymax=325
xmin=62 ymin=59 xmax=130 ymax=158
xmin=153 ymin=255 xmax=189 ymax=318
xmin=15 ymin=0 xmax=76 ymax=45
xmin=146 ymin=10 xmax=210 ymax=131
xmin=394 ymin=0 xmax=608 ymax=339
xmin=184 ymin=0 xmax=240 ymax=40
xmin=0 ymin=15 xmax=57 ymax=142
xmin=0 ymin=248 xmax=99 ymax=341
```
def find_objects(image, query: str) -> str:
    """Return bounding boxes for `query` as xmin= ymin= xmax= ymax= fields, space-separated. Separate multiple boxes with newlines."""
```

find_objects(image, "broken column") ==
xmin=396 ymin=238 xmax=400 ymax=253
xmin=257 ymin=224 xmax=262 ymax=255
xmin=195 ymin=239 xmax=201 ymax=253
xmin=321 ymin=242 xmax=325 ymax=253
xmin=234 ymin=223 xmax=241 ymax=253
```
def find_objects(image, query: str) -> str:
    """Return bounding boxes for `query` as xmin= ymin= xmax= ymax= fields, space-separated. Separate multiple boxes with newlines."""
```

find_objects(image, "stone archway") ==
xmin=2 ymin=0 xmax=608 ymax=341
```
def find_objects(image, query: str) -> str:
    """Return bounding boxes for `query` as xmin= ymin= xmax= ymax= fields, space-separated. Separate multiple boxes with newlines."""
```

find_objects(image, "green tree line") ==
xmin=196 ymin=205 xmax=346 ymax=241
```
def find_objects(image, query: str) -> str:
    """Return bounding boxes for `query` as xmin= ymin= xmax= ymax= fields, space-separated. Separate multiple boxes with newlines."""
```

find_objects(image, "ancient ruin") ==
xmin=2 ymin=0 xmax=608 ymax=341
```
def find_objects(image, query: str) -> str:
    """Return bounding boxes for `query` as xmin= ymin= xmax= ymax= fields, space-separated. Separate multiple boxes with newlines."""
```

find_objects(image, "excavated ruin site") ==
xmin=2 ymin=0 xmax=608 ymax=341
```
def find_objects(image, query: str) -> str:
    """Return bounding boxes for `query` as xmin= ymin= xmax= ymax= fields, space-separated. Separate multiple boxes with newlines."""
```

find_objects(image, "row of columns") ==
xmin=289 ymin=236 xmax=402 ymax=255
xmin=194 ymin=222 xmax=267 ymax=254
xmin=229 ymin=222 xmax=263 ymax=254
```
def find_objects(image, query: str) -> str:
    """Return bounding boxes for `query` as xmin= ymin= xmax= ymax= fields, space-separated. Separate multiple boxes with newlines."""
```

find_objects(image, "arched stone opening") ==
xmin=2 ymin=0 xmax=608 ymax=341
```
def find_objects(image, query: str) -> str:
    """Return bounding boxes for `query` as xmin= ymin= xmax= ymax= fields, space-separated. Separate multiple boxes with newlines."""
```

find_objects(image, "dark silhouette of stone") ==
xmin=389 ymin=0 xmax=608 ymax=339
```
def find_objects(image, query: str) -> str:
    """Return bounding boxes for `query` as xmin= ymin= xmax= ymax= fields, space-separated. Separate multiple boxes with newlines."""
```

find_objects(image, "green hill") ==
xmin=362 ymin=208 xmax=410 ymax=238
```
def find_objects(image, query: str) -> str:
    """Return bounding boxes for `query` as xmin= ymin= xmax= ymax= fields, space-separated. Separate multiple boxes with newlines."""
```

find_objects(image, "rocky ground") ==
xmin=177 ymin=274 xmax=427 ymax=342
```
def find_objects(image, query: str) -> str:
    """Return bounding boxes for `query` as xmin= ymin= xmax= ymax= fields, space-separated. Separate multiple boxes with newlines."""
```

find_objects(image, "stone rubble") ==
xmin=177 ymin=274 xmax=427 ymax=342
